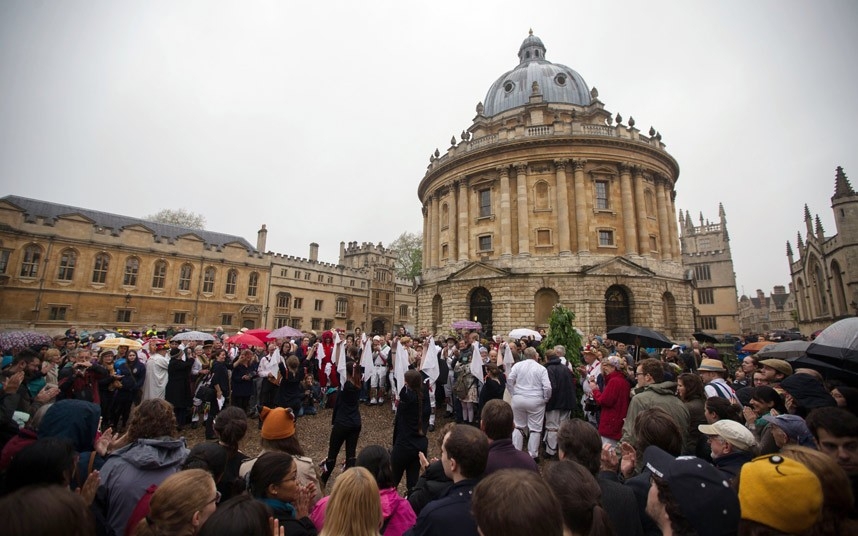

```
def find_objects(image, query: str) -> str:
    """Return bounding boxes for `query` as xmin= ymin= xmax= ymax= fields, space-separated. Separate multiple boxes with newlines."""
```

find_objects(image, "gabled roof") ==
xmin=1 ymin=195 xmax=257 ymax=252
xmin=448 ymin=262 xmax=510 ymax=281
xmin=582 ymin=256 xmax=655 ymax=277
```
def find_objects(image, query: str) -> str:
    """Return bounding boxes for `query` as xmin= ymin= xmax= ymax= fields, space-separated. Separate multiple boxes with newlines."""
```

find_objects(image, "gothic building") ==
xmin=679 ymin=204 xmax=740 ymax=336
xmin=415 ymin=32 xmax=693 ymax=338
xmin=0 ymin=195 xmax=416 ymax=334
xmin=738 ymin=286 xmax=796 ymax=335
xmin=787 ymin=166 xmax=858 ymax=333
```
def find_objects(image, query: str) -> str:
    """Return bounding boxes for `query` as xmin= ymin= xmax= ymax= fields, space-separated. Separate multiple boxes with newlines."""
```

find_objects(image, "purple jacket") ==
xmin=484 ymin=438 xmax=539 ymax=475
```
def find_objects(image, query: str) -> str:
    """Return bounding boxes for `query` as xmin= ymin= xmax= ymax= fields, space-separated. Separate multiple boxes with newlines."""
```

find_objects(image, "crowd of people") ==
xmin=1 ymin=325 xmax=857 ymax=535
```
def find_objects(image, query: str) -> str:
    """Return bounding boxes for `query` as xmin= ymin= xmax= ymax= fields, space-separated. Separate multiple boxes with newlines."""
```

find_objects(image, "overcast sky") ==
xmin=1 ymin=1 xmax=856 ymax=297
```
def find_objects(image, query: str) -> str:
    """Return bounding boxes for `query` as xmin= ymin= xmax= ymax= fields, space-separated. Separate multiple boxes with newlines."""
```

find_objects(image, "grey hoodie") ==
xmin=96 ymin=437 xmax=189 ymax=536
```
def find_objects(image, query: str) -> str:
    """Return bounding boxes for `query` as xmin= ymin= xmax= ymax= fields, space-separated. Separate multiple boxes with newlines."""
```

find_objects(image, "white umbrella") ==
xmin=268 ymin=326 xmax=304 ymax=339
xmin=171 ymin=331 xmax=216 ymax=342
xmin=509 ymin=328 xmax=542 ymax=341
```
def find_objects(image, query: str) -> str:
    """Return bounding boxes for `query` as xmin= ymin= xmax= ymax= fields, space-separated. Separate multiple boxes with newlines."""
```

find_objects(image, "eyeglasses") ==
xmin=209 ymin=490 xmax=222 ymax=505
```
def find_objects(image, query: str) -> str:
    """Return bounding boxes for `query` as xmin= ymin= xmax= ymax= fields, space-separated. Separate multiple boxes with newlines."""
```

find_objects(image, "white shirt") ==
xmin=507 ymin=359 xmax=552 ymax=401
xmin=581 ymin=360 xmax=602 ymax=397
xmin=258 ymin=352 xmax=282 ymax=379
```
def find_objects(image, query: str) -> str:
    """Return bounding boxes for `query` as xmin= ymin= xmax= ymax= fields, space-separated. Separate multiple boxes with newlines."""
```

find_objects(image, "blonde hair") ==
xmin=134 ymin=469 xmax=215 ymax=536
xmin=319 ymin=467 xmax=381 ymax=536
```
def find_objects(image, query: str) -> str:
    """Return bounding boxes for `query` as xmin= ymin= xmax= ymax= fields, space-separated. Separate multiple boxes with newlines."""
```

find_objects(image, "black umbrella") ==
xmin=806 ymin=317 xmax=858 ymax=373
xmin=606 ymin=326 xmax=674 ymax=349
xmin=692 ymin=332 xmax=719 ymax=344
xmin=786 ymin=354 xmax=858 ymax=385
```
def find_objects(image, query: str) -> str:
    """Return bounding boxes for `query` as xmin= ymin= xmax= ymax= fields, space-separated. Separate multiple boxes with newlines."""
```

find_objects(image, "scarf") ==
xmin=259 ymin=497 xmax=297 ymax=519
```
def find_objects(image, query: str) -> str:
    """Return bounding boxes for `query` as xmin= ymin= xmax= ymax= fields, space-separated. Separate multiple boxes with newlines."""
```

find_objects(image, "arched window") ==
xmin=534 ymin=288 xmax=559 ymax=327
xmin=662 ymin=292 xmax=677 ymax=337
xmin=605 ymin=286 xmax=631 ymax=332
xmin=534 ymin=180 xmax=550 ymax=211
xmin=469 ymin=287 xmax=493 ymax=336
xmin=92 ymin=253 xmax=110 ymax=284
xmin=248 ymin=272 xmax=259 ymax=297
xmin=152 ymin=260 xmax=167 ymax=288
xmin=203 ymin=267 xmax=216 ymax=293
xmin=276 ymin=292 xmax=291 ymax=310
xmin=123 ymin=257 xmax=139 ymax=286
xmin=225 ymin=269 xmax=237 ymax=295
xmin=57 ymin=249 xmax=77 ymax=281
xmin=830 ymin=261 xmax=847 ymax=316
xmin=178 ymin=263 xmax=193 ymax=291
xmin=20 ymin=244 xmax=42 ymax=278
xmin=432 ymin=294 xmax=443 ymax=332
xmin=441 ymin=203 xmax=449 ymax=229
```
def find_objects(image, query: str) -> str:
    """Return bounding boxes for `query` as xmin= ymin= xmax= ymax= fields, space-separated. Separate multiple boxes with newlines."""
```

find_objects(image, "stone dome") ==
xmin=483 ymin=31 xmax=591 ymax=117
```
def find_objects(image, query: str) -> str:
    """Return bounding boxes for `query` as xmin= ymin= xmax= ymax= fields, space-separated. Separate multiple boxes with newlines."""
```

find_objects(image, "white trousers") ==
xmin=511 ymin=394 xmax=546 ymax=458
xmin=543 ymin=409 xmax=570 ymax=456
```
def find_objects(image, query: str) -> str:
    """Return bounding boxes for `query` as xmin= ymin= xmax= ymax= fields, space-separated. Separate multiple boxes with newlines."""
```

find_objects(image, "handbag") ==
xmin=583 ymin=396 xmax=600 ymax=413
xmin=194 ymin=374 xmax=216 ymax=405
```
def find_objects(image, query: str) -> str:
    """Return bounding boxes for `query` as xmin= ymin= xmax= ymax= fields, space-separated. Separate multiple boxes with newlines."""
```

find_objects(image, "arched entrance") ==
xmin=469 ymin=287 xmax=493 ymax=336
xmin=432 ymin=295 xmax=443 ymax=333
xmin=371 ymin=318 xmax=389 ymax=336
xmin=662 ymin=292 xmax=677 ymax=337
xmin=534 ymin=288 xmax=559 ymax=328
xmin=605 ymin=286 xmax=631 ymax=331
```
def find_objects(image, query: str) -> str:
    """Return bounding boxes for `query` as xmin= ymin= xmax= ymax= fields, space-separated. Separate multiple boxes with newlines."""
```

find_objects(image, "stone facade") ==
xmin=0 ymin=196 xmax=416 ymax=334
xmin=787 ymin=166 xmax=858 ymax=334
xmin=415 ymin=33 xmax=694 ymax=338
xmin=679 ymin=205 xmax=740 ymax=335
xmin=738 ymin=286 xmax=797 ymax=335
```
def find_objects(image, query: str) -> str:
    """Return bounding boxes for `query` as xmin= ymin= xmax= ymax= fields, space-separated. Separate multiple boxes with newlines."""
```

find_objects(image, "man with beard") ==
xmin=12 ymin=349 xmax=59 ymax=415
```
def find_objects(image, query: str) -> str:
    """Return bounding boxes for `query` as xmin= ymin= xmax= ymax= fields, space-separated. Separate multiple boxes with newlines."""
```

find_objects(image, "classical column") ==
xmin=430 ymin=193 xmax=440 ymax=268
xmin=668 ymin=188 xmax=680 ymax=260
xmin=450 ymin=180 xmax=459 ymax=261
xmin=618 ymin=163 xmax=638 ymax=255
xmin=436 ymin=190 xmax=445 ymax=265
xmin=421 ymin=204 xmax=428 ymax=269
xmin=553 ymin=159 xmax=572 ymax=254
xmin=655 ymin=177 xmax=671 ymax=260
xmin=515 ymin=162 xmax=530 ymax=255
xmin=458 ymin=178 xmax=469 ymax=262
xmin=497 ymin=166 xmax=513 ymax=258
xmin=633 ymin=167 xmax=650 ymax=255
xmin=573 ymin=159 xmax=589 ymax=253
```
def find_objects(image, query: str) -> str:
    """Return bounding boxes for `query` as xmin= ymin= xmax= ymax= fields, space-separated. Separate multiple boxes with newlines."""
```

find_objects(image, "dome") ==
xmin=483 ymin=31 xmax=591 ymax=117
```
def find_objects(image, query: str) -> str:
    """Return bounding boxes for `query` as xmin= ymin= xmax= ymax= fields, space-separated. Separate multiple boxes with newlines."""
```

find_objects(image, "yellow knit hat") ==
xmin=738 ymin=455 xmax=822 ymax=533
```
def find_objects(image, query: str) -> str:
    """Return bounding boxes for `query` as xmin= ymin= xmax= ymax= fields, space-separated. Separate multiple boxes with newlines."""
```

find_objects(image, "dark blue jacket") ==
xmin=544 ymin=357 xmax=577 ymax=411
xmin=484 ymin=438 xmax=538 ymax=475
xmin=404 ymin=479 xmax=479 ymax=536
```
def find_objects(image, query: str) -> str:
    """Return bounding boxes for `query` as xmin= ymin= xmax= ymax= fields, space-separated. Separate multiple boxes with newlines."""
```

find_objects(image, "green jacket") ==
xmin=620 ymin=381 xmax=690 ymax=450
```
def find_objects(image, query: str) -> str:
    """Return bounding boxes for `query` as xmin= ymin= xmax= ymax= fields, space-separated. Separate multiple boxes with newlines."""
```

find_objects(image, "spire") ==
xmin=815 ymin=215 xmax=825 ymax=239
xmin=699 ymin=212 xmax=704 ymax=227
xmin=797 ymin=232 xmax=804 ymax=249
xmin=786 ymin=241 xmax=793 ymax=259
xmin=718 ymin=202 xmax=726 ymax=219
xmin=678 ymin=210 xmax=685 ymax=237
xmin=685 ymin=210 xmax=696 ymax=234
xmin=804 ymin=204 xmax=813 ymax=235
xmin=833 ymin=166 xmax=855 ymax=199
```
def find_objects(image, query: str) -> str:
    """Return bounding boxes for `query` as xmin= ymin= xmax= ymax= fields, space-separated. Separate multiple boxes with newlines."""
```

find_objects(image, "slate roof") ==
xmin=1 ymin=195 xmax=257 ymax=252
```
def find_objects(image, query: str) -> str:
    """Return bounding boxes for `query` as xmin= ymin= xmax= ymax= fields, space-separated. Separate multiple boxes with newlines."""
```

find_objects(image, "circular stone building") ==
xmin=416 ymin=32 xmax=693 ymax=338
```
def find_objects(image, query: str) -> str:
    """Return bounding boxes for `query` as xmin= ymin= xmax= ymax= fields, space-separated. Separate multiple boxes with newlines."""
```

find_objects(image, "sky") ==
xmin=1 ymin=1 xmax=856 ymax=297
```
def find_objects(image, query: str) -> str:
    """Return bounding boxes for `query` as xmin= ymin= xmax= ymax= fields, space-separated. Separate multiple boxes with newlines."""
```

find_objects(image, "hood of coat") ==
xmin=112 ymin=437 xmax=189 ymax=470
xmin=644 ymin=380 xmax=679 ymax=396
xmin=38 ymin=399 xmax=101 ymax=452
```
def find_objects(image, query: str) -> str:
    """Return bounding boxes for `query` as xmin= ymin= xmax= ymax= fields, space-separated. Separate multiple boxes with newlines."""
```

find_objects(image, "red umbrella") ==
xmin=742 ymin=341 xmax=776 ymax=353
xmin=226 ymin=333 xmax=266 ymax=347
xmin=244 ymin=329 xmax=272 ymax=342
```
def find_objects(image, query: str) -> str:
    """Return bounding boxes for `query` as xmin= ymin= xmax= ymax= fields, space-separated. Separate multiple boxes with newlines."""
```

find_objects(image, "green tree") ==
xmin=389 ymin=232 xmax=422 ymax=279
xmin=540 ymin=304 xmax=584 ymax=371
xmin=145 ymin=208 xmax=206 ymax=229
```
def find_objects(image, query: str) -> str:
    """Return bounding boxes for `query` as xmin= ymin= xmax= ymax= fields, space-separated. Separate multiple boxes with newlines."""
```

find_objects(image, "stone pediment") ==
xmin=121 ymin=223 xmax=156 ymax=233
xmin=448 ymin=262 xmax=509 ymax=281
xmin=176 ymin=232 xmax=205 ymax=242
xmin=57 ymin=212 xmax=97 ymax=224
xmin=583 ymin=257 xmax=654 ymax=277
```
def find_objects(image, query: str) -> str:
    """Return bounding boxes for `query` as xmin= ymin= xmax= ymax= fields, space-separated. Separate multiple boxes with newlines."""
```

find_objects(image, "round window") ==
xmin=555 ymin=74 xmax=567 ymax=86
xmin=504 ymin=81 xmax=514 ymax=93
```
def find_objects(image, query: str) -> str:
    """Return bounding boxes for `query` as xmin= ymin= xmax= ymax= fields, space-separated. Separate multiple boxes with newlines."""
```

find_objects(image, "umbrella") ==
xmin=807 ymin=317 xmax=858 ymax=373
xmin=755 ymin=340 xmax=811 ymax=360
xmin=171 ymin=331 xmax=216 ymax=342
xmin=244 ymin=329 xmax=272 ymax=342
xmin=508 ymin=328 xmax=542 ymax=341
xmin=692 ymin=332 xmax=719 ymax=344
xmin=97 ymin=337 xmax=143 ymax=351
xmin=785 ymin=354 xmax=858 ymax=384
xmin=268 ymin=326 xmax=304 ymax=339
xmin=606 ymin=326 xmax=674 ymax=348
xmin=742 ymin=341 xmax=777 ymax=353
xmin=0 ymin=331 xmax=53 ymax=353
xmin=226 ymin=333 xmax=266 ymax=347
xmin=452 ymin=320 xmax=482 ymax=330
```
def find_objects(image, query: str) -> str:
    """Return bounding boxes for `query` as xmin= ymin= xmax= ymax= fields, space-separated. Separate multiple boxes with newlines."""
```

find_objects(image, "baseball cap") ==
xmin=739 ymin=455 xmax=822 ymax=533
xmin=761 ymin=414 xmax=815 ymax=448
xmin=643 ymin=446 xmax=739 ymax=536
xmin=698 ymin=420 xmax=757 ymax=451
xmin=670 ymin=344 xmax=682 ymax=351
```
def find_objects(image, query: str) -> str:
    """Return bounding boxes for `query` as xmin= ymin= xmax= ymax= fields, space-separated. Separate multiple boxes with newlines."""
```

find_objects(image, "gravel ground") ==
xmin=184 ymin=401 xmax=451 ymax=494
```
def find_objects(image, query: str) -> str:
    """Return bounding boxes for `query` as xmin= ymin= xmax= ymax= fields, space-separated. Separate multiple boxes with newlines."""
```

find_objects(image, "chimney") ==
xmin=257 ymin=224 xmax=267 ymax=252
xmin=773 ymin=286 xmax=786 ymax=295
xmin=339 ymin=241 xmax=346 ymax=264
xmin=309 ymin=242 xmax=319 ymax=262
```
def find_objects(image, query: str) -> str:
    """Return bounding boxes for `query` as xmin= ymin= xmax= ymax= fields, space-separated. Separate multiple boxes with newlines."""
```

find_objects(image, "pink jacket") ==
xmin=311 ymin=486 xmax=416 ymax=536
